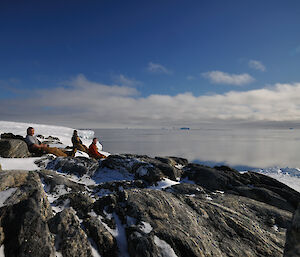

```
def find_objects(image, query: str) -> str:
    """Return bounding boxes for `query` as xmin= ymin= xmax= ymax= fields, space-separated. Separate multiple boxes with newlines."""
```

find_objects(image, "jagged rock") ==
xmin=183 ymin=163 xmax=244 ymax=191
xmin=0 ymin=171 xmax=55 ymax=257
xmin=155 ymin=156 xmax=188 ymax=167
xmin=284 ymin=205 xmax=300 ymax=256
xmin=0 ymin=139 xmax=31 ymax=158
xmin=1 ymin=154 xmax=299 ymax=257
xmin=38 ymin=169 xmax=86 ymax=193
xmin=48 ymin=208 xmax=93 ymax=257
xmin=183 ymin=164 xmax=300 ymax=212
xmin=83 ymin=217 xmax=118 ymax=257
xmin=111 ymin=188 xmax=291 ymax=257
xmin=240 ymin=171 xmax=300 ymax=210
xmin=235 ymin=186 xmax=295 ymax=212
xmin=101 ymin=154 xmax=184 ymax=184
xmin=54 ymin=192 xmax=94 ymax=219
xmin=166 ymin=183 xmax=206 ymax=195
xmin=127 ymin=231 xmax=160 ymax=257
xmin=46 ymin=156 xmax=99 ymax=177
xmin=0 ymin=132 xmax=24 ymax=140
xmin=134 ymin=163 xmax=165 ymax=184
xmin=93 ymin=180 xmax=147 ymax=197
xmin=100 ymin=154 xmax=142 ymax=173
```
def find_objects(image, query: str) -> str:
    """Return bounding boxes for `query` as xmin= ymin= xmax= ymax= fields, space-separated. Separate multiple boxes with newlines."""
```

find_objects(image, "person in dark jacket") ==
xmin=88 ymin=138 xmax=106 ymax=159
xmin=25 ymin=127 xmax=68 ymax=157
xmin=71 ymin=130 xmax=88 ymax=153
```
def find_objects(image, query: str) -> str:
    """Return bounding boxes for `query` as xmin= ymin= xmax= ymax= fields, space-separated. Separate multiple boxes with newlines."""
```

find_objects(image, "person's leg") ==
xmin=44 ymin=147 xmax=68 ymax=157
xmin=77 ymin=144 xmax=89 ymax=153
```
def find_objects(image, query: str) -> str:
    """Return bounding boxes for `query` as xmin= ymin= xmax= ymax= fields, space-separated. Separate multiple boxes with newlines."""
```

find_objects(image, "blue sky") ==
xmin=1 ymin=0 xmax=300 ymax=128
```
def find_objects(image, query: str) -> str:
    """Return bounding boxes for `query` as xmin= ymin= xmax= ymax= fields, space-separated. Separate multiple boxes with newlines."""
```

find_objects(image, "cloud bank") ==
xmin=1 ymin=74 xmax=300 ymax=128
xmin=202 ymin=71 xmax=255 ymax=86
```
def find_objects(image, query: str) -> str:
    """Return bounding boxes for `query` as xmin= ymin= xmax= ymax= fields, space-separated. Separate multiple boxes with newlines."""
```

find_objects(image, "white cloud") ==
xmin=2 ymin=75 xmax=300 ymax=128
xmin=202 ymin=71 xmax=255 ymax=86
xmin=113 ymin=74 xmax=142 ymax=87
xmin=147 ymin=62 xmax=173 ymax=74
xmin=248 ymin=60 xmax=266 ymax=72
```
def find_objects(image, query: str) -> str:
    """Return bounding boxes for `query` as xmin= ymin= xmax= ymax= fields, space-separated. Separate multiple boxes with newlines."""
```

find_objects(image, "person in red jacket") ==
xmin=88 ymin=138 xmax=106 ymax=159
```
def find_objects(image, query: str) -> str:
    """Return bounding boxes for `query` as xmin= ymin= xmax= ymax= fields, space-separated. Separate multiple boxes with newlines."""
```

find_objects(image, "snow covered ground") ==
xmin=0 ymin=120 xmax=94 ymax=147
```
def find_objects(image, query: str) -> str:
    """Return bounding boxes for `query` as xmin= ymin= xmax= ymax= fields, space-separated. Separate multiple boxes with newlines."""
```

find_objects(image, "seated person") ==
xmin=71 ymin=130 xmax=88 ymax=153
xmin=88 ymin=138 xmax=106 ymax=159
xmin=25 ymin=127 xmax=68 ymax=157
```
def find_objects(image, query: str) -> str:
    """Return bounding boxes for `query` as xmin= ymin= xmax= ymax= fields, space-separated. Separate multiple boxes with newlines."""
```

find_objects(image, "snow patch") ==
xmin=273 ymin=225 xmax=279 ymax=232
xmin=205 ymin=195 xmax=213 ymax=201
xmin=0 ymin=187 xmax=17 ymax=207
xmin=139 ymin=221 xmax=153 ymax=234
xmin=254 ymin=167 xmax=300 ymax=192
xmin=148 ymin=178 xmax=180 ymax=190
xmin=0 ymin=121 xmax=94 ymax=146
xmin=0 ymin=157 xmax=39 ymax=171
xmin=97 ymin=213 xmax=129 ymax=257
xmin=154 ymin=236 xmax=178 ymax=257
xmin=175 ymin=164 xmax=184 ymax=169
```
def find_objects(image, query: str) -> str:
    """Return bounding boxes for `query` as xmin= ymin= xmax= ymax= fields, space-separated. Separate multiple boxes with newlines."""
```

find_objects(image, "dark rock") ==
xmin=38 ymin=169 xmax=86 ymax=193
xmin=0 ymin=132 xmax=24 ymax=140
xmin=183 ymin=163 xmax=243 ymax=191
xmin=100 ymin=154 xmax=141 ymax=173
xmin=114 ymin=188 xmax=291 ymax=257
xmin=284 ymin=205 xmax=300 ymax=256
xmin=235 ymin=186 xmax=295 ymax=212
xmin=48 ymin=208 xmax=93 ymax=257
xmin=155 ymin=156 xmax=188 ymax=167
xmin=93 ymin=180 xmax=147 ymax=198
xmin=0 ymin=139 xmax=31 ymax=158
xmin=241 ymin=171 xmax=300 ymax=210
xmin=183 ymin=164 xmax=300 ymax=212
xmin=0 ymin=171 xmax=55 ymax=257
xmin=167 ymin=183 xmax=206 ymax=195
xmin=46 ymin=156 xmax=99 ymax=177
xmin=127 ymin=231 xmax=160 ymax=257
xmin=54 ymin=192 xmax=94 ymax=219
xmin=101 ymin=154 xmax=183 ymax=184
xmin=94 ymin=195 xmax=118 ymax=214
xmin=134 ymin=163 xmax=165 ymax=184
xmin=83 ymin=217 xmax=118 ymax=257
xmin=136 ymin=156 xmax=184 ymax=180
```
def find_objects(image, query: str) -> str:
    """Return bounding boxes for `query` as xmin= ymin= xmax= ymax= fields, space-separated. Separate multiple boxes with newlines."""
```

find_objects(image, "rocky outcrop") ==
xmin=46 ymin=156 xmax=99 ymax=177
xmin=284 ymin=205 xmax=300 ymax=256
xmin=0 ymin=139 xmax=31 ymax=158
xmin=0 ymin=171 xmax=54 ymax=257
xmin=1 ymin=154 xmax=300 ymax=256
xmin=99 ymin=188 xmax=290 ymax=257
xmin=83 ymin=217 xmax=118 ymax=257
xmin=183 ymin=164 xmax=300 ymax=212
xmin=48 ymin=208 xmax=92 ymax=257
